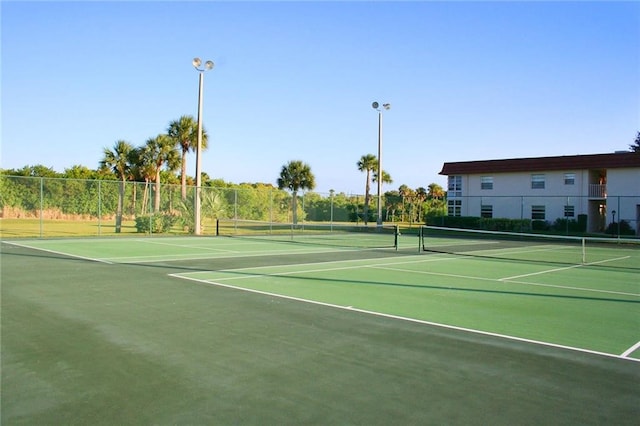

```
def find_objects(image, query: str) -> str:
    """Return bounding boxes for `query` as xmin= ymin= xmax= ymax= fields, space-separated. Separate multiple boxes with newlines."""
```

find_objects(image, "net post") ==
xmin=394 ymin=225 xmax=399 ymax=251
xmin=216 ymin=219 xmax=219 ymax=236
xmin=581 ymin=237 xmax=586 ymax=264
xmin=418 ymin=225 xmax=423 ymax=253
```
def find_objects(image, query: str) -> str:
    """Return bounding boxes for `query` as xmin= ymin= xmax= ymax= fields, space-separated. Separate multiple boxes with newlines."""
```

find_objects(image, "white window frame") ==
xmin=480 ymin=176 xmax=493 ymax=190
xmin=481 ymin=205 xmax=493 ymax=218
xmin=531 ymin=174 xmax=545 ymax=189
xmin=447 ymin=199 xmax=462 ymax=216
xmin=564 ymin=173 xmax=575 ymax=185
xmin=531 ymin=205 xmax=546 ymax=220
xmin=448 ymin=175 xmax=462 ymax=198
xmin=564 ymin=205 xmax=575 ymax=217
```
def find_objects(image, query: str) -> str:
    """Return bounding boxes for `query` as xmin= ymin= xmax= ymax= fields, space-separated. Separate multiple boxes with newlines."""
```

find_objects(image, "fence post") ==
xmin=330 ymin=189 xmax=334 ymax=231
xmin=617 ymin=196 xmax=621 ymax=239
xmin=98 ymin=180 xmax=102 ymax=236
xmin=39 ymin=177 xmax=44 ymax=238
xmin=234 ymin=189 xmax=238 ymax=220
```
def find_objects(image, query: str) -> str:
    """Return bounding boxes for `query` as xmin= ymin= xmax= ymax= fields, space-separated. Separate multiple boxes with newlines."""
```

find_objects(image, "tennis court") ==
xmin=2 ymin=226 xmax=639 ymax=424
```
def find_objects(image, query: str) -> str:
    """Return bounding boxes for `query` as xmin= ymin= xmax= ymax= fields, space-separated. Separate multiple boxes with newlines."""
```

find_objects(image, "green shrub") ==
xmin=426 ymin=216 xmax=480 ymax=229
xmin=478 ymin=218 xmax=531 ymax=232
xmin=135 ymin=213 xmax=178 ymax=233
xmin=531 ymin=220 xmax=550 ymax=231
xmin=551 ymin=218 xmax=586 ymax=233
xmin=605 ymin=220 xmax=635 ymax=236
xmin=426 ymin=216 xmax=531 ymax=232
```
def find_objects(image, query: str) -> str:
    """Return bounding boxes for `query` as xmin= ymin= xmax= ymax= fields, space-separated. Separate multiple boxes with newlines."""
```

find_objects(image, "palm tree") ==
xmin=100 ymin=140 xmax=134 ymax=233
xmin=398 ymin=184 xmax=413 ymax=222
xmin=427 ymin=183 xmax=445 ymax=200
xmin=144 ymin=134 xmax=181 ymax=212
xmin=357 ymin=154 xmax=377 ymax=224
xmin=126 ymin=147 xmax=144 ymax=215
xmin=373 ymin=170 xmax=393 ymax=186
xmin=372 ymin=169 xmax=393 ymax=223
xmin=415 ymin=187 xmax=428 ymax=222
xmin=131 ymin=145 xmax=157 ymax=214
xmin=277 ymin=160 xmax=316 ymax=224
xmin=167 ymin=115 xmax=208 ymax=200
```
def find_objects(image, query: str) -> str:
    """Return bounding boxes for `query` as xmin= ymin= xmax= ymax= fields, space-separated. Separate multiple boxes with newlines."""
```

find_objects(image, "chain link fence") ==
xmin=4 ymin=175 xmax=633 ymax=238
xmin=0 ymin=176 xmax=395 ymax=237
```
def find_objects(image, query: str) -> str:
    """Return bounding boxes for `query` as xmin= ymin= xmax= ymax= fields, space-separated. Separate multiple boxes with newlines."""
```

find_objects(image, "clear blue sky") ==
xmin=2 ymin=0 xmax=639 ymax=195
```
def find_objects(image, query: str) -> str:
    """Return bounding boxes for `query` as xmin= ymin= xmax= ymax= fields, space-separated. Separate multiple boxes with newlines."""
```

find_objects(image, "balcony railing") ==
xmin=589 ymin=184 xmax=607 ymax=198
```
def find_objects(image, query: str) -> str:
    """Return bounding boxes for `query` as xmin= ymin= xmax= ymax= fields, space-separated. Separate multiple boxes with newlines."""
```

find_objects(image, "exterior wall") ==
xmin=607 ymin=168 xmax=640 ymax=196
xmin=606 ymin=168 xmax=640 ymax=232
xmin=449 ymin=166 xmax=639 ymax=233
xmin=463 ymin=171 xmax=591 ymax=221
xmin=443 ymin=153 xmax=639 ymax=234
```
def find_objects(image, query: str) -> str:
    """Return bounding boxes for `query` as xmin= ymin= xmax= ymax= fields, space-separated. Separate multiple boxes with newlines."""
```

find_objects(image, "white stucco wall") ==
xmin=463 ymin=171 xmax=592 ymax=220
xmin=606 ymin=168 xmax=640 ymax=231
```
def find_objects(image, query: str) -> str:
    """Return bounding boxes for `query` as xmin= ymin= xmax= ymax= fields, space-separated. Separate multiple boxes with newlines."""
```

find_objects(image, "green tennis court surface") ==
xmin=2 ymin=234 xmax=639 ymax=424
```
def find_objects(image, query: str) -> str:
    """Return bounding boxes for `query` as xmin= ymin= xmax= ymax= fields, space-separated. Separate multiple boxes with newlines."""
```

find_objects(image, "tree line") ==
xmin=1 ymin=114 xmax=447 ymax=230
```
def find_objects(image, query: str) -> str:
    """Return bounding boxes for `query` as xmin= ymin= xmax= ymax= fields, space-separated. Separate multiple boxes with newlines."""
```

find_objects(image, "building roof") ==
xmin=439 ymin=152 xmax=640 ymax=175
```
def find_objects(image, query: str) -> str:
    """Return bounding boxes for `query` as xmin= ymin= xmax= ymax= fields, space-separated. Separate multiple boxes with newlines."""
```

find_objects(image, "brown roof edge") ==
xmin=439 ymin=152 xmax=640 ymax=175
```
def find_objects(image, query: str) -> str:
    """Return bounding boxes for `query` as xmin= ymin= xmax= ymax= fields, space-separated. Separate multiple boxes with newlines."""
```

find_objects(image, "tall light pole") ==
xmin=372 ymin=101 xmax=390 ymax=227
xmin=193 ymin=57 xmax=214 ymax=235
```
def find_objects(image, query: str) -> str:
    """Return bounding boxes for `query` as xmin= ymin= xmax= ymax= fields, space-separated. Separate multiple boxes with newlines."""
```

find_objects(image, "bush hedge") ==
xmin=135 ymin=213 xmax=178 ymax=233
xmin=425 ymin=216 xmax=532 ymax=232
xmin=605 ymin=220 xmax=635 ymax=236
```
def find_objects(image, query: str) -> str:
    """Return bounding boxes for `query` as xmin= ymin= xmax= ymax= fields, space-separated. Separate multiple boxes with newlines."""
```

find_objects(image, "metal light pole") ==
xmin=372 ymin=101 xmax=390 ymax=227
xmin=192 ymin=57 xmax=214 ymax=235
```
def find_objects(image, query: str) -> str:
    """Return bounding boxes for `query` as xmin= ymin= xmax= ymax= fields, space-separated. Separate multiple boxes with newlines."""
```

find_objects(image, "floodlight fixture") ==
xmin=193 ymin=57 xmax=215 ymax=72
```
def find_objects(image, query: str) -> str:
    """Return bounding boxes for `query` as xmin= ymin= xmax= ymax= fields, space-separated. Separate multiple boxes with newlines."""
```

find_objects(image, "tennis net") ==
xmin=420 ymin=225 xmax=640 ymax=270
xmin=216 ymin=219 xmax=399 ymax=250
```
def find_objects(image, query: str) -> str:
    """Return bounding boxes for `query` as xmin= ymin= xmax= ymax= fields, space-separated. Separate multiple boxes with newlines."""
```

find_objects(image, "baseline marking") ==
xmin=170 ymin=272 xmax=639 ymax=363
xmin=2 ymin=241 xmax=113 ymax=264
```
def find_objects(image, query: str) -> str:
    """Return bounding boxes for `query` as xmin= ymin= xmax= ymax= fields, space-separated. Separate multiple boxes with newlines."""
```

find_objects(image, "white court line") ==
xmin=137 ymin=238 xmax=242 ymax=253
xmin=621 ymin=341 xmax=640 ymax=358
xmin=107 ymin=245 xmax=352 ymax=263
xmin=503 ymin=279 xmax=640 ymax=298
xmin=373 ymin=265 xmax=498 ymax=284
xmin=180 ymin=255 xmax=461 ymax=279
xmin=2 ymin=240 xmax=113 ymax=264
xmin=169 ymin=272 xmax=640 ymax=363
xmin=185 ymin=254 xmax=639 ymax=298
xmin=373 ymin=265 xmax=639 ymax=298
xmin=499 ymin=256 xmax=632 ymax=281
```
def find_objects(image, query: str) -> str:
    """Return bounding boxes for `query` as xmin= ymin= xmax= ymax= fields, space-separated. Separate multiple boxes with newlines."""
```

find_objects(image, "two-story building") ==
xmin=439 ymin=152 xmax=640 ymax=234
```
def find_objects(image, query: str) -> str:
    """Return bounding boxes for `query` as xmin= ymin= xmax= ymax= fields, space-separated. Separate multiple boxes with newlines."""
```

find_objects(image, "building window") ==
xmin=531 ymin=205 xmax=546 ymax=220
xmin=480 ymin=176 xmax=493 ymax=190
xmin=448 ymin=175 xmax=462 ymax=198
xmin=564 ymin=173 xmax=575 ymax=185
xmin=481 ymin=205 xmax=493 ymax=218
xmin=448 ymin=199 xmax=462 ymax=216
xmin=564 ymin=205 xmax=575 ymax=217
xmin=531 ymin=174 xmax=545 ymax=189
